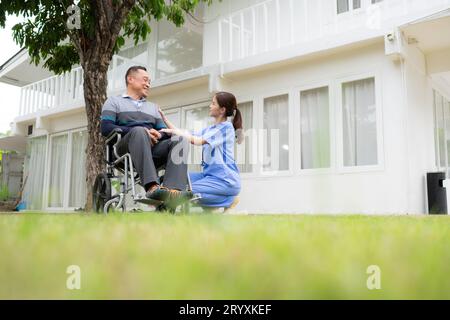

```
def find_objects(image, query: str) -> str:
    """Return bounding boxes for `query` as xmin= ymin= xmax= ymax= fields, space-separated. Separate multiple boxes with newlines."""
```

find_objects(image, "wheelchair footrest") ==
xmin=134 ymin=198 xmax=164 ymax=206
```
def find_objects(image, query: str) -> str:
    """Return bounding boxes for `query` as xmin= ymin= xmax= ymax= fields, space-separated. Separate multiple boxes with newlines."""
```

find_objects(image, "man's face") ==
xmin=128 ymin=69 xmax=150 ymax=98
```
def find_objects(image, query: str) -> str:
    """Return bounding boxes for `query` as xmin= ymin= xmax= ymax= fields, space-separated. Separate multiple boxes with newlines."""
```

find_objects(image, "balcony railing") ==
xmin=18 ymin=55 xmax=142 ymax=117
xmin=217 ymin=0 xmax=450 ymax=63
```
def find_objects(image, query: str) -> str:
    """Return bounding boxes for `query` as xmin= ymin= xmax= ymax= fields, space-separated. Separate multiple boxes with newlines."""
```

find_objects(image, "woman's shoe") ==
xmin=224 ymin=196 xmax=240 ymax=213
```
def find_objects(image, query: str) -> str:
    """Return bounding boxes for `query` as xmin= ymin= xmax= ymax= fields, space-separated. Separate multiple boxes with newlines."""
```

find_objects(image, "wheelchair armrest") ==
xmin=105 ymin=128 xmax=124 ymax=145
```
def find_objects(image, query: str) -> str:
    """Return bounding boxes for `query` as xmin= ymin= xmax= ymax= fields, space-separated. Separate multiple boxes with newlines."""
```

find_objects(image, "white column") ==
xmin=19 ymin=87 xmax=24 ymax=117
xmin=276 ymin=0 xmax=281 ymax=49
xmin=252 ymin=7 xmax=257 ymax=55
xmin=218 ymin=20 xmax=223 ymax=63
xmin=240 ymin=12 xmax=245 ymax=59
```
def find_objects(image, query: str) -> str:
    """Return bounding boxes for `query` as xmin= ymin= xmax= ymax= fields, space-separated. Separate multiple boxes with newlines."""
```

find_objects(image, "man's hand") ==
xmin=147 ymin=128 xmax=162 ymax=146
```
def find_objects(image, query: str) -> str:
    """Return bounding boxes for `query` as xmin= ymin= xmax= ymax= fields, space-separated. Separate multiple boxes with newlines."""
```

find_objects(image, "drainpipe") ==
xmin=398 ymin=32 xmax=411 ymax=215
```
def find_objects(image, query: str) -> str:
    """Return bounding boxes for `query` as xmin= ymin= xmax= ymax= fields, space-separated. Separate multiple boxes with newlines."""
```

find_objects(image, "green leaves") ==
xmin=43 ymin=44 xmax=79 ymax=74
xmin=0 ymin=0 xmax=214 ymax=73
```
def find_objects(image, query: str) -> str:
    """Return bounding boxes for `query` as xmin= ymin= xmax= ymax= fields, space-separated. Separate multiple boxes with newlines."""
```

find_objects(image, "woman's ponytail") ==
xmin=233 ymin=108 xmax=244 ymax=144
xmin=215 ymin=91 xmax=244 ymax=144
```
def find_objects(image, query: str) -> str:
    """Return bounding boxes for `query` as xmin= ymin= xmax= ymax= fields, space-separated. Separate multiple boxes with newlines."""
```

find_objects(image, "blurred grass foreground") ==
xmin=1 ymin=212 xmax=450 ymax=299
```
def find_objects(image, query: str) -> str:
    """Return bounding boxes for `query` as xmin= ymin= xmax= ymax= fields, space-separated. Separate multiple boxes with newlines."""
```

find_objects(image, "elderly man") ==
xmin=100 ymin=66 xmax=188 ymax=200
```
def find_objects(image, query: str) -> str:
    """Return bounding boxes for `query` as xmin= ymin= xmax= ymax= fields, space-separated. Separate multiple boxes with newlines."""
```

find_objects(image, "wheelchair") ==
xmin=92 ymin=128 xmax=200 ymax=214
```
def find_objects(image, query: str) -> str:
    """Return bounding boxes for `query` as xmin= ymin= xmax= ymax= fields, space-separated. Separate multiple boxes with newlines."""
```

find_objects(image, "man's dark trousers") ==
xmin=117 ymin=126 xmax=188 ymax=191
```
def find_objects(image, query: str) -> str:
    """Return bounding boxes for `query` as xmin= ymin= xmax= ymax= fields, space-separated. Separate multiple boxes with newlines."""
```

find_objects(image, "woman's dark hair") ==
xmin=215 ymin=91 xmax=244 ymax=143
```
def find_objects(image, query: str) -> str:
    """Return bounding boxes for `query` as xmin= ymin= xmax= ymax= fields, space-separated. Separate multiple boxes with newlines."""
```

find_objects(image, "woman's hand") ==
xmin=160 ymin=128 xmax=182 ymax=136
xmin=161 ymin=128 xmax=206 ymax=146
xmin=158 ymin=106 xmax=166 ymax=119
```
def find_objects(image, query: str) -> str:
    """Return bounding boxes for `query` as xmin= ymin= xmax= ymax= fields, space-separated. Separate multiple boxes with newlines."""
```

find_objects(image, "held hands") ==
xmin=160 ymin=128 xmax=205 ymax=145
xmin=147 ymin=128 xmax=162 ymax=146
xmin=160 ymin=128 xmax=183 ymax=137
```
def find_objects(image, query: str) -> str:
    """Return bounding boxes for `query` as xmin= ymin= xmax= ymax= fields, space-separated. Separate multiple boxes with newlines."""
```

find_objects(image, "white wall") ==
xmin=18 ymin=41 xmax=440 ymax=215
xmin=20 ymin=40 xmax=441 ymax=215
xmin=212 ymin=41 xmax=413 ymax=214
xmin=399 ymin=43 xmax=436 ymax=214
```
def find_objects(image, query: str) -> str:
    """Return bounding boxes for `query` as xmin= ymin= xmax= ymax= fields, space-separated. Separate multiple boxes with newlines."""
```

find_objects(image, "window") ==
xmin=263 ymin=94 xmax=290 ymax=172
xmin=234 ymin=101 xmax=254 ymax=173
xmin=22 ymin=136 xmax=47 ymax=210
xmin=48 ymin=134 xmax=69 ymax=208
xmin=342 ymin=77 xmax=378 ymax=167
xmin=44 ymin=130 xmax=88 ymax=210
xmin=69 ymin=131 xmax=88 ymax=208
xmin=184 ymin=106 xmax=211 ymax=172
xmin=156 ymin=4 xmax=204 ymax=79
xmin=300 ymin=87 xmax=331 ymax=170
xmin=119 ymin=41 xmax=149 ymax=65
xmin=337 ymin=0 xmax=361 ymax=14
xmin=337 ymin=0 xmax=383 ymax=13
xmin=434 ymin=90 xmax=450 ymax=170
xmin=164 ymin=110 xmax=181 ymax=128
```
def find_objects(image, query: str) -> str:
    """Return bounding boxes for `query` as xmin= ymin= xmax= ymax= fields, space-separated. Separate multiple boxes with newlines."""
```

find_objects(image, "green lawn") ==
xmin=1 ymin=212 xmax=450 ymax=299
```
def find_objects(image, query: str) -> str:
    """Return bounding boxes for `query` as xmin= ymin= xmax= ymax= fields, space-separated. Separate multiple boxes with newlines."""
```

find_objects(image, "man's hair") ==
xmin=125 ymin=66 xmax=147 ymax=86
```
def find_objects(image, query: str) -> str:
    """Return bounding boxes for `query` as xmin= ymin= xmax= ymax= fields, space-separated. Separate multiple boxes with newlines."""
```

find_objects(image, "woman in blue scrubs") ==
xmin=160 ymin=92 xmax=243 ymax=209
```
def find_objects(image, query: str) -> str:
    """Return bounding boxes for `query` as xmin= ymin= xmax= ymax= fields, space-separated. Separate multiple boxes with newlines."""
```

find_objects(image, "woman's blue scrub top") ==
xmin=194 ymin=121 xmax=241 ymax=189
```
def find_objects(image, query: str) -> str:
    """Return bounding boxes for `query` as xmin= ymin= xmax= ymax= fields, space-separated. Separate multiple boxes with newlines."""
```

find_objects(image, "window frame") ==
xmin=259 ymin=89 xmax=295 ymax=177
xmin=295 ymin=80 xmax=336 ymax=176
xmin=336 ymin=0 xmax=383 ymax=16
xmin=336 ymin=0 xmax=363 ymax=15
xmin=180 ymin=101 xmax=212 ymax=172
xmin=234 ymin=96 xmax=258 ymax=177
xmin=335 ymin=71 xmax=385 ymax=174
xmin=432 ymin=88 xmax=450 ymax=174
xmin=43 ymin=127 xmax=88 ymax=212
xmin=23 ymin=134 xmax=48 ymax=211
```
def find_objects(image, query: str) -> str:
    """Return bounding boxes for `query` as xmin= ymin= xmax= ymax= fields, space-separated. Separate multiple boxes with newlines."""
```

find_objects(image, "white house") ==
xmin=1 ymin=0 xmax=450 ymax=214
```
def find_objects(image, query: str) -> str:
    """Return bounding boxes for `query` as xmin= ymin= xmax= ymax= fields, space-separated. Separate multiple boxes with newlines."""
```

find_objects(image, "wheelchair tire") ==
xmin=92 ymin=173 xmax=112 ymax=213
xmin=104 ymin=196 xmax=121 ymax=214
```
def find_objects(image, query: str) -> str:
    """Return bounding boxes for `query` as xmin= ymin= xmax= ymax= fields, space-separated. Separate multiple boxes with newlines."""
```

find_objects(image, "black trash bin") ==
xmin=427 ymin=172 xmax=447 ymax=215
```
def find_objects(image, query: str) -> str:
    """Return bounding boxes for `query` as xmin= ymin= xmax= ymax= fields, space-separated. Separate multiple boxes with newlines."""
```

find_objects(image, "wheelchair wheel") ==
xmin=104 ymin=196 xmax=123 ymax=213
xmin=92 ymin=173 xmax=111 ymax=213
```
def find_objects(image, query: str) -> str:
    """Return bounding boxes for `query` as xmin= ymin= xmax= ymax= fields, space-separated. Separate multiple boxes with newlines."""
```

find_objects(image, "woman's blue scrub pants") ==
xmin=189 ymin=172 xmax=240 ymax=208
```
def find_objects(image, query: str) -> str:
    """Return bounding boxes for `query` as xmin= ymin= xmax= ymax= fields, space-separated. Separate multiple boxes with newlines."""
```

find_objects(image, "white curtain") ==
xmin=48 ymin=134 xmax=68 ymax=208
xmin=235 ymin=102 xmax=254 ymax=173
xmin=184 ymin=106 xmax=211 ymax=172
xmin=434 ymin=91 xmax=450 ymax=170
xmin=69 ymin=131 xmax=88 ymax=208
xmin=445 ymin=96 xmax=450 ymax=171
xmin=301 ymin=87 xmax=330 ymax=169
xmin=353 ymin=0 xmax=361 ymax=9
xmin=435 ymin=92 xmax=446 ymax=168
xmin=342 ymin=78 xmax=378 ymax=167
xmin=263 ymin=94 xmax=289 ymax=171
xmin=22 ymin=136 xmax=47 ymax=210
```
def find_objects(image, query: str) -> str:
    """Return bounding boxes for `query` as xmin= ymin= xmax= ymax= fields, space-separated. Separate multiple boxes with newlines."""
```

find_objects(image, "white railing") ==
xmin=217 ymin=0 xmax=450 ymax=63
xmin=18 ymin=55 xmax=143 ymax=117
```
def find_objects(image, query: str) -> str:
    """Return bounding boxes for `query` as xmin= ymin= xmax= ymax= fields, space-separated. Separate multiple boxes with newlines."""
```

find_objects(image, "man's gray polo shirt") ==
xmin=100 ymin=94 xmax=166 ymax=136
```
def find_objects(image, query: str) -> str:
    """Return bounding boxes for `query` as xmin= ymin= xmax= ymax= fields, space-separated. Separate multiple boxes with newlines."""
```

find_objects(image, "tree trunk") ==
xmin=83 ymin=58 xmax=110 ymax=212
